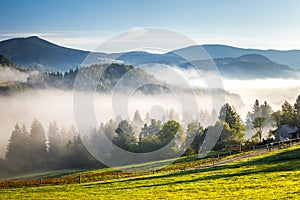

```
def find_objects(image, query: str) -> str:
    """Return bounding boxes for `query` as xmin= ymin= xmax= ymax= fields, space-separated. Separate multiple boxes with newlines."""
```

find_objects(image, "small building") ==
xmin=274 ymin=125 xmax=300 ymax=141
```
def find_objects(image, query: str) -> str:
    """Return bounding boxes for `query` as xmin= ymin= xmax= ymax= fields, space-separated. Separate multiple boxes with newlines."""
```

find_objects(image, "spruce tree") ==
xmin=28 ymin=119 xmax=47 ymax=169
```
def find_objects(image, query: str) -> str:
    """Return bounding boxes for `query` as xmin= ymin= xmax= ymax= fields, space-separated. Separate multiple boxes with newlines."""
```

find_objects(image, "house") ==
xmin=274 ymin=125 xmax=300 ymax=141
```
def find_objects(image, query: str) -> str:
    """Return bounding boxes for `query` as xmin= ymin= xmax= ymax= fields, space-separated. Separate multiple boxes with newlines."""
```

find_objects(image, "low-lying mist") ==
xmin=0 ymin=88 xmax=240 ymax=158
xmin=0 ymin=67 xmax=29 ymax=83
xmin=141 ymin=64 xmax=300 ymax=118
xmin=223 ymin=79 xmax=300 ymax=117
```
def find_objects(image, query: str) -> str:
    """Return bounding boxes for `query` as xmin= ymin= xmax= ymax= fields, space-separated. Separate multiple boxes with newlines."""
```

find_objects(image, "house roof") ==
xmin=275 ymin=125 xmax=300 ymax=134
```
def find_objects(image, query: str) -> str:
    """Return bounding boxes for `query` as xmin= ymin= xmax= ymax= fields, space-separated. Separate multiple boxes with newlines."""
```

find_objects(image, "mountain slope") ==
xmin=0 ymin=36 xmax=91 ymax=71
xmin=0 ymin=54 xmax=15 ymax=66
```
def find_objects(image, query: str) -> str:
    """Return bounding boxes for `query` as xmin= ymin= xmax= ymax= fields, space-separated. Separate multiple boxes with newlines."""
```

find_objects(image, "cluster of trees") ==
xmin=245 ymin=100 xmax=273 ymax=143
xmin=272 ymin=96 xmax=300 ymax=128
xmin=132 ymin=108 xmax=218 ymax=129
xmin=113 ymin=119 xmax=184 ymax=154
xmin=0 ymin=119 xmax=100 ymax=177
xmin=245 ymin=95 xmax=300 ymax=144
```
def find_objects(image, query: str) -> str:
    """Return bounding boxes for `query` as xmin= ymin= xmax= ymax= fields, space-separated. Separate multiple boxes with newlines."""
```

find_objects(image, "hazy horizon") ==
xmin=1 ymin=0 xmax=300 ymax=51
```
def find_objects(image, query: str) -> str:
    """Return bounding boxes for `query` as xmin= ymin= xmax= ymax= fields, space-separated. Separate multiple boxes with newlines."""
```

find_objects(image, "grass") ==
xmin=1 ymin=146 xmax=300 ymax=199
xmin=0 ymin=149 xmax=249 ymax=185
xmin=2 ymin=169 xmax=85 ymax=181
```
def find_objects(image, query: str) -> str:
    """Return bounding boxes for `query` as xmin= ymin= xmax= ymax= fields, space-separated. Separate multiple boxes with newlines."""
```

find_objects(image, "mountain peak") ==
xmin=3 ymin=35 xmax=46 ymax=42
xmin=236 ymin=54 xmax=271 ymax=63
xmin=26 ymin=36 xmax=41 ymax=40
xmin=24 ymin=36 xmax=50 ymax=43
xmin=22 ymin=36 xmax=56 ymax=45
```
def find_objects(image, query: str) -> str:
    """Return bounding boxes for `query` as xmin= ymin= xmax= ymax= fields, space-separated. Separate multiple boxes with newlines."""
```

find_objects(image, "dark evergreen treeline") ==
xmin=0 ymin=120 xmax=100 ymax=178
xmin=1 ymin=96 xmax=300 ymax=178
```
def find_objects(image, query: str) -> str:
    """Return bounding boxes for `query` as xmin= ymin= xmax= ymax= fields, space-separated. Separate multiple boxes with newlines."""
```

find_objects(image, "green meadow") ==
xmin=1 ymin=146 xmax=300 ymax=199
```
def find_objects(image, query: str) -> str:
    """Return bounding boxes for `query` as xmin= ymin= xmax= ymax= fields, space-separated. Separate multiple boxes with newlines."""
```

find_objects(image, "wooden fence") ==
xmin=1 ymin=137 xmax=299 ymax=189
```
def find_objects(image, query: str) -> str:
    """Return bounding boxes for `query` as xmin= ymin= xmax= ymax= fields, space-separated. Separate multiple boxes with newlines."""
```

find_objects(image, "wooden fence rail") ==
xmin=1 ymin=137 xmax=299 ymax=189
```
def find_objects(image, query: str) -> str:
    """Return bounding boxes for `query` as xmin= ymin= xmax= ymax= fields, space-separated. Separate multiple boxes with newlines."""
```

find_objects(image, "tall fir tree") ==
xmin=294 ymin=95 xmax=300 ymax=127
xmin=133 ymin=110 xmax=144 ymax=127
xmin=6 ymin=124 xmax=29 ymax=172
xmin=48 ymin=121 xmax=65 ymax=168
xmin=113 ymin=120 xmax=137 ymax=152
xmin=28 ymin=119 xmax=47 ymax=169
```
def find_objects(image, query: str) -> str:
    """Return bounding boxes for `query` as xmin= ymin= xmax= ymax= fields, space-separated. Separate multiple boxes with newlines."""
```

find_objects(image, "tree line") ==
xmin=1 ymin=95 xmax=300 ymax=177
xmin=0 ymin=120 xmax=100 ymax=177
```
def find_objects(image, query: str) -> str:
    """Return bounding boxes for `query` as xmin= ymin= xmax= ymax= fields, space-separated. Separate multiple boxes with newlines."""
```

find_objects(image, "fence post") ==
xmin=78 ymin=175 xmax=81 ymax=184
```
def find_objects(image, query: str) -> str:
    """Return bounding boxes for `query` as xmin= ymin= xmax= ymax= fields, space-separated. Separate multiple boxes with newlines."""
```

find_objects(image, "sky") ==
xmin=0 ymin=0 xmax=300 ymax=51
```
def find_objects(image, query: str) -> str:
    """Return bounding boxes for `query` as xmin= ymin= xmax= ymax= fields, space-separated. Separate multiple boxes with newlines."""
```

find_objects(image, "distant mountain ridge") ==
xmin=183 ymin=44 xmax=300 ymax=69
xmin=0 ymin=36 xmax=299 ymax=79
xmin=213 ymin=54 xmax=296 ymax=79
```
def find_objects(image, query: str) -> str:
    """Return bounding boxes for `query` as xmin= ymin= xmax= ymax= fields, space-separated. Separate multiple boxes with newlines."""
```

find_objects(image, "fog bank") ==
xmin=223 ymin=79 xmax=300 ymax=118
xmin=0 ymin=89 xmax=239 ymax=158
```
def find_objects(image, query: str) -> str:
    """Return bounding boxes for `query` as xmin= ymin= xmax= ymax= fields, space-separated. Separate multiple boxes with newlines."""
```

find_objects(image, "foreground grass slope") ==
xmin=1 ymin=146 xmax=300 ymax=199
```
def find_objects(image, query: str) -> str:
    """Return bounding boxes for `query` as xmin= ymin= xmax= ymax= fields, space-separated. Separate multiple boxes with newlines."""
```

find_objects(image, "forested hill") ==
xmin=0 ymin=54 xmax=14 ymax=66
xmin=3 ymin=63 xmax=164 ymax=94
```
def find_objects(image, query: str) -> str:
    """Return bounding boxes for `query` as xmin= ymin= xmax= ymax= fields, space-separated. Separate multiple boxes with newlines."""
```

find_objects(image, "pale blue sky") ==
xmin=1 ymin=0 xmax=300 ymax=50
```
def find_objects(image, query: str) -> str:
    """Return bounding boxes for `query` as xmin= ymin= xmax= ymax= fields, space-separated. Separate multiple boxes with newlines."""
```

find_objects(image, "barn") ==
xmin=274 ymin=125 xmax=300 ymax=141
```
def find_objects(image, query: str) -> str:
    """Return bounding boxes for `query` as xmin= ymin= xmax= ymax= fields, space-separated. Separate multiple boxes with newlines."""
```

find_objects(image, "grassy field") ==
xmin=1 ymin=146 xmax=300 ymax=199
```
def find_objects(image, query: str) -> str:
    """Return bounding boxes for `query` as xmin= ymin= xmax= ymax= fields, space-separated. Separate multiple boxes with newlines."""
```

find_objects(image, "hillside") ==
xmin=0 ymin=54 xmax=14 ymax=66
xmin=0 ymin=63 xmax=165 ymax=94
xmin=0 ymin=36 xmax=91 ymax=71
xmin=1 ymin=145 xmax=300 ymax=199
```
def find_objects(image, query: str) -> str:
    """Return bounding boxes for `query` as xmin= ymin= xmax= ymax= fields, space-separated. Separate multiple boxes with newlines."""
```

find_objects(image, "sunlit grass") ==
xmin=1 ymin=146 xmax=300 ymax=199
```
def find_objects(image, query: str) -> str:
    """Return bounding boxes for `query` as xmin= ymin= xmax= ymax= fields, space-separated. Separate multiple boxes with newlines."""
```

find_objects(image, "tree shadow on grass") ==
xmin=84 ymin=147 xmax=300 ymax=189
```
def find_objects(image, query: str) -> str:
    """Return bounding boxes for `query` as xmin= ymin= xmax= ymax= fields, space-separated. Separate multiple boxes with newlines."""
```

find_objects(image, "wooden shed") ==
xmin=274 ymin=125 xmax=300 ymax=141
